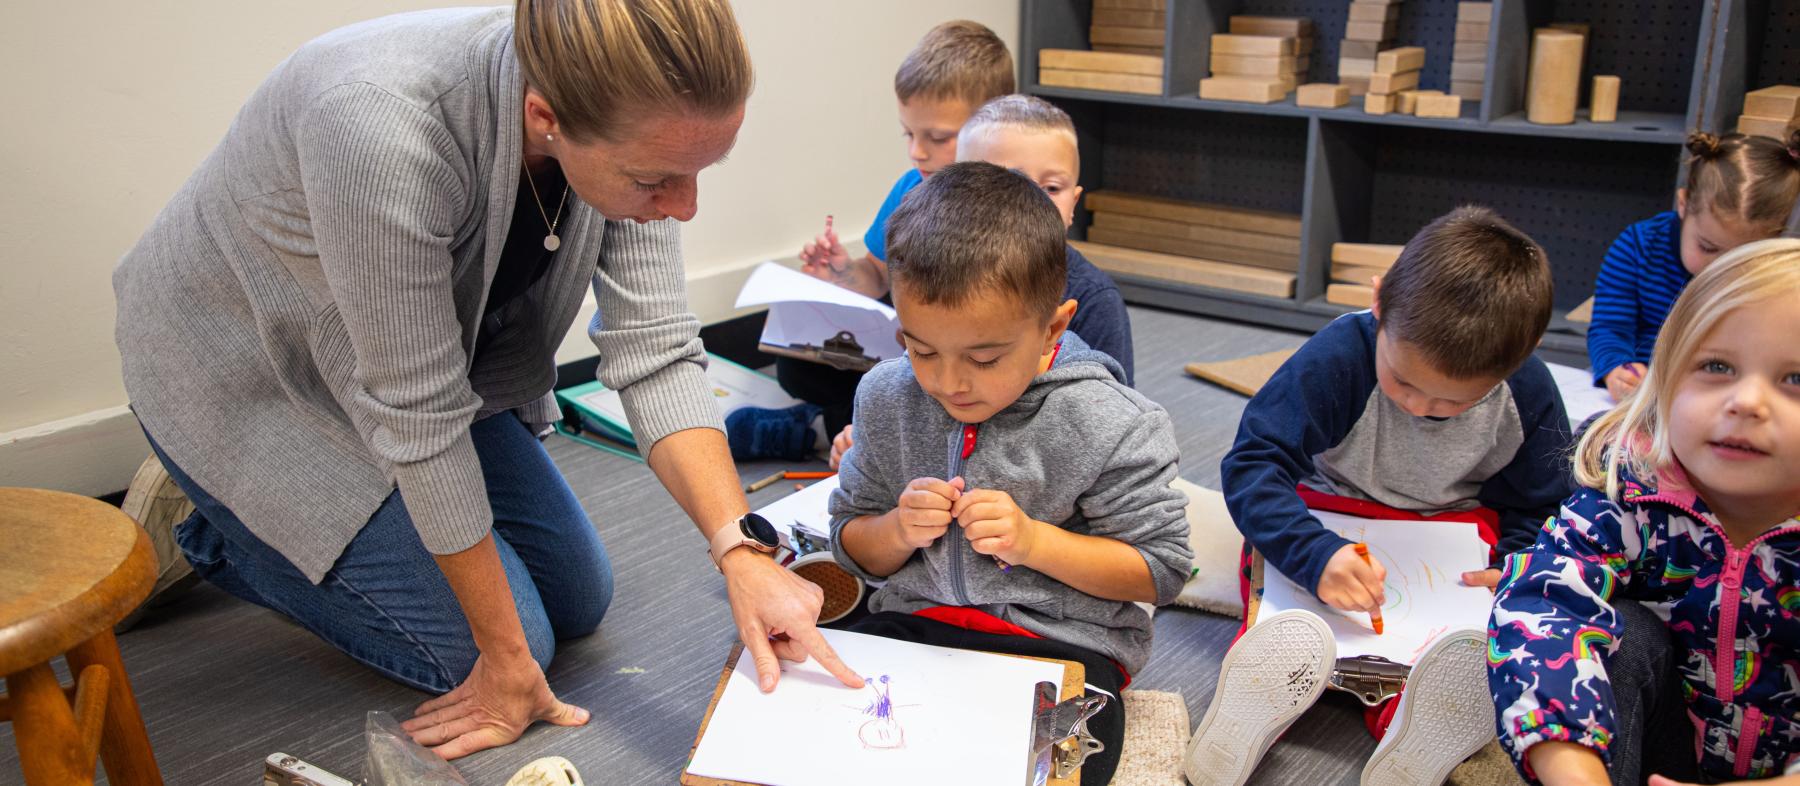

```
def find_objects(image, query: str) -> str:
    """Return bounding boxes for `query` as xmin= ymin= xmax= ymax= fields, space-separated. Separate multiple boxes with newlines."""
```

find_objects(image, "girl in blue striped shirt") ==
xmin=1589 ymin=130 xmax=1800 ymax=402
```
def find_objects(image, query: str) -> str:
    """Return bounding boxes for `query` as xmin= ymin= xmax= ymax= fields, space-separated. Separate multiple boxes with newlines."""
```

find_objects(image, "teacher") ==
xmin=112 ymin=0 xmax=859 ymax=759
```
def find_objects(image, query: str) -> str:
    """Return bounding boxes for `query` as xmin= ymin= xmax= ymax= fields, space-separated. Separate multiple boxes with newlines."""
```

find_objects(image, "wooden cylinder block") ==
xmin=1527 ymin=29 xmax=1583 ymax=124
xmin=1591 ymin=75 xmax=1620 ymax=122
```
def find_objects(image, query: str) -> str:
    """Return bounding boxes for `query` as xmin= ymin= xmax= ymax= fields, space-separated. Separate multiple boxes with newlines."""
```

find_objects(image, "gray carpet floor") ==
xmin=2 ymin=306 xmax=1391 ymax=786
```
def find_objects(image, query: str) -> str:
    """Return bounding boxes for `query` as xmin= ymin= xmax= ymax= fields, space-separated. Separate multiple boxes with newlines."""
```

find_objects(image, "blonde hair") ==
xmin=1574 ymin=238 xmax=1800 ymax=497
xmin=894 ymin=20 xmax=1015 ymax=108
xmin=514 ymin=0 xmax=753 ymax=142
xmin=957 ymin=94 xmax=1079 ymax=161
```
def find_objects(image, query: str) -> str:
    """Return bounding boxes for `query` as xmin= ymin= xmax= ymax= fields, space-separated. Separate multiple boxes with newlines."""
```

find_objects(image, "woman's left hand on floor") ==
xmin=400 ymin=651 xmax=589 ymax=760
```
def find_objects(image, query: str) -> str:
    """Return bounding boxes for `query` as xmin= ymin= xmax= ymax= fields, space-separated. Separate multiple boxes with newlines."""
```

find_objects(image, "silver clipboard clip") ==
xmin=758 ymin=330 xmax=881 ymax=372
xmin=1330 ymin=655 xmax=1410 ymax=706
xmin=1027 ymin=681 xmax=1108 ymax=785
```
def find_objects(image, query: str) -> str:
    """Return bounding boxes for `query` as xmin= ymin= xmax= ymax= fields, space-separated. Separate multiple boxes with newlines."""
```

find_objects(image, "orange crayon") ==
xmin=1354 ymin=543 xmax=1384 ymax=635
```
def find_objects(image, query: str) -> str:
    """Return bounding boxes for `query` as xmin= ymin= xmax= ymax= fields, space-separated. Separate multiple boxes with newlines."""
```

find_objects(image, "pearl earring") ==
xmin=547 ymin=134 xmax=554 ymax=142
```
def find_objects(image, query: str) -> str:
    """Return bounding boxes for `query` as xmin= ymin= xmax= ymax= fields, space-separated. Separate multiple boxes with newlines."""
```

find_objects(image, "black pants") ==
xmin=848 ymin=612 xmax=1125 ymax=786
xmin=1608 ymin=599 xmax=1700 ymax=786
xmin=774 ymin=356 xmax=863 ymax=438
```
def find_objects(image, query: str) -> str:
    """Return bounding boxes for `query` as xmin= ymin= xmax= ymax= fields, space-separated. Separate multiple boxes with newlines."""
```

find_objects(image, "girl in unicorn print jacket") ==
xmin=1489 ymin=239 xmax=1800 ymax=785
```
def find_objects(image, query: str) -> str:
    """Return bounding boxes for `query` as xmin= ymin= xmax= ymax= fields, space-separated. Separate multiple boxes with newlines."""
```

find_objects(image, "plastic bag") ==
xmin=364 ymin=711 xmax=469 ymax=786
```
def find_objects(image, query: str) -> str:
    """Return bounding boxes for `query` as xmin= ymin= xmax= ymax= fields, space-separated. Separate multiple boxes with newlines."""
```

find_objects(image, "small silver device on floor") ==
xmin=1030 ymin=681 xmax=1109 ymax=784
xmin=1330 ymin=655 xmax=1411 ymax=706
xmin=263 ymin=753 xmax=355 ymax=786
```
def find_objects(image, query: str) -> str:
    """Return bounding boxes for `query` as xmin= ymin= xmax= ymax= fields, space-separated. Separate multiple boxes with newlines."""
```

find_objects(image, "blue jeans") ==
xmin=146 ymin=413 xmax=614 ymax=693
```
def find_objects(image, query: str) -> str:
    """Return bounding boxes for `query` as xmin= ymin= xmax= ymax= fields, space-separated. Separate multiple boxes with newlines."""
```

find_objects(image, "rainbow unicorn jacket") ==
xmin=1488 ymin=464 xmax=1800 ymax=781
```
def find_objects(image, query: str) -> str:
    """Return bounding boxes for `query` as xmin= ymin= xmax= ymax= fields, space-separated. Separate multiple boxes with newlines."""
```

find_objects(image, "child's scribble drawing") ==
xmin=853 ymin=675 xmax=916 ymax=749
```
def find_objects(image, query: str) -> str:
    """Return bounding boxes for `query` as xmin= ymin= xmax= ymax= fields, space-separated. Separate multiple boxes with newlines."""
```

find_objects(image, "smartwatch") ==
xmin=708 ymin=512 xmax=780 ymax=570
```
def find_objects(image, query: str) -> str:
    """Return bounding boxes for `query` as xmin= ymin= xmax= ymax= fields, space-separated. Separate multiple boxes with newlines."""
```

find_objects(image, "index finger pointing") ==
xmin=789 ymin=624 xmax=864 ymax=689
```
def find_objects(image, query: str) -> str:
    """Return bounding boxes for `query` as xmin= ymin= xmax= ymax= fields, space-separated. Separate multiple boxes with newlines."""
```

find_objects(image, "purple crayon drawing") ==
xmin=858 ymin=675 xmax=906 ymax=749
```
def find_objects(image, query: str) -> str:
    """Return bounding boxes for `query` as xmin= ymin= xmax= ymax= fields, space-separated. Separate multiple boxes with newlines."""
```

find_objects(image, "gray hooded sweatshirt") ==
xmin=829 ymin=333 xmax=1192 ymax=675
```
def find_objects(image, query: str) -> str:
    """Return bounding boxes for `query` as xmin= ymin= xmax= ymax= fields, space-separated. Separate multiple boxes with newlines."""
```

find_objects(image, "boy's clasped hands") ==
xmin=895 ymin=475 xmax=1039 ymax=565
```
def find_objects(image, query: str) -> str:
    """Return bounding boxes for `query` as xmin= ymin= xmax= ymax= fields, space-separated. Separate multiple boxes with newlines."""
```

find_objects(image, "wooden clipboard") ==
xmin=680 ymin=643 xmax=1086 ymax=786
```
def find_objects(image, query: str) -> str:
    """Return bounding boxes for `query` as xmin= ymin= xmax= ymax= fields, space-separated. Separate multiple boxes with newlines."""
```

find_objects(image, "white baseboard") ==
xmin=0 ymin=405 xmax=149 ymax=496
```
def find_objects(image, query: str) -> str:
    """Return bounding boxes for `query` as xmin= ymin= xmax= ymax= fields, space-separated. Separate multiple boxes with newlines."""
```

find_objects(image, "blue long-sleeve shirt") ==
xmin=1221 ymin=312 xmax=1574 ymax=593
xmin=1587 ymin=211 xmax=1691 ymax=385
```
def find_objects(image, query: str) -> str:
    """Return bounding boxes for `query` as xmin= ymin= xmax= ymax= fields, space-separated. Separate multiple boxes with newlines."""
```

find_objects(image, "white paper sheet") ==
xmin=1547 ymin=361 xmax=1614 ymax=430
xmin=687 ymin=628 xmax=1064 ymax=786
xmin=571 ymin=354 xmax=799 ymax=433
xmin=1257 ymin=512 xmax=1493 ymax=665
xmin=754 ymin=475 xmax=839 ymax=543
xmin=736 ymin=262 xmax=905 ymax=364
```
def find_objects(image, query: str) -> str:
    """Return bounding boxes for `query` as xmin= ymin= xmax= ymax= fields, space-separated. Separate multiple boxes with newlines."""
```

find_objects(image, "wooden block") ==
xmin=1457 ymin=2 xmax=1494 ymax=23
xmin=1450 ymin=61 xmax=1487 ymax=82
xmin=1376 ymin=46 xmax=1425 ymax=74
xmin=1230 ymin=16 xmax=1313 ymax=37
xmin=1184 ymin=348 xmax=1298 ymax=397
xmin=1211 ymin=53 xmax=1298 ymax=77
xmin=1738 ymin=114 xmax=1800 ymax=140
xmin=1416 ymin=92 xmax=1464 ymax=118
xmin=1085 ymin=228 xmax=1298 ymax=273
xmin=1341 ymin=75 xmax=1371 ymax=96
xmin=1040 ymin=68 xmax=1163 ymax=95
xmin=1072 ymin=241 xmax=1296 ymax=299
xmin=1090 ymin=212 xmax=1304 ymax=255
xmin=1085 ymin=191 xmax=1303 ymax=238
xmin=1200 ymin=76 xmax=1288 ymax=103
xmin=1331 ymin=242 xmax=1404 ymax=268
xmin=1094 ymin=45 xmax=1166 ymax=57
xmin=1345 ymin=20 xmax=1397 ymax=42
xmin=1455 ymin=21 xmax=1490 ymax=42
xmin=1039 ymin=49 xmax=1163 ymax=76
xmin=1591 ymin=75 xmax=1620 ymax=122
xmin=1293 ymin=55 xmax=1313 ymax=74
xmin=1526 ymin=29 xmax=1583 ymax=124
xmin=1364 ymin=91 xmax=1399 ymax=115
xmin=1211 ymin=34 xmax=1297 ymax=56
xmin=1091 ymin=26 xmax=1164 ymax=48
xmin=1449 ymin=79 xmax=1485 ymax=100
xmin=1338 ymin=57 xmax=1376 ymax=78
xmin=1327 ymin=283 xmax=1375 ymax=308
xmin=1093 ymin=8 xmax=1165 ymax=28
xmin=1744 ymin=85 xmax=1800 ymax=121
xmin=1332 ymin=263 xmax=1389 ymax=287
xmin=1369 ymin=70 xmax=1420 ymax=94
xmin=1396 ymin=89 xmax=1427 ymax=114
xmin=1297 ymin=82 xmax=1352 ymax=108
xmin=1453 ymin=41 xmax=1488 ymax=61
xmin=1348 ymin=2 xmax=1402 ymax=23
xmin=1340 ymin=40 xmax=1382 ymax=60
xmin=1094 ymin=0 xmax=1166 ymax=9
xmin=1567 ymin=296 xmax=1593 ymax=324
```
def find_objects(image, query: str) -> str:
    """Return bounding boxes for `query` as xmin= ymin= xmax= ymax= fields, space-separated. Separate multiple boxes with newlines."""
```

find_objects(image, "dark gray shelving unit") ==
xmin=1021 ymin=0 xmax=1792 ymax=367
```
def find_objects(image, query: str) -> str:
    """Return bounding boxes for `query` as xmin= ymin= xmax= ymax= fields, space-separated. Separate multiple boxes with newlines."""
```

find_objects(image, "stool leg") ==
xmin=65 ymin=629 xmax=163 ymax=786
xmin=7 ymin=662 xmax=93 ymax=785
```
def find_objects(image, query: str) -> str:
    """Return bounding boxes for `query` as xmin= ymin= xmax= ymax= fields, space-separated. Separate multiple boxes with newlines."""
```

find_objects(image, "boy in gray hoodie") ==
xmin=828 ymin=161 xmax=1192 ymax=786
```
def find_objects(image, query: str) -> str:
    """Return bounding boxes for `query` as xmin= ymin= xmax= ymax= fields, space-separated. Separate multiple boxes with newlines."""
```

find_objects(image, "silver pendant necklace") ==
xmin=522 ymin=162 xmax=568 ymax=252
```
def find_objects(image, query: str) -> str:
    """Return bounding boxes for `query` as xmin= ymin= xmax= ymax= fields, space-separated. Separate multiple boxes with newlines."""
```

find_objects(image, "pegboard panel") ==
xmin=1231 ymin=0 xmax=1468 ymax=93
xmin=1754 ymin=0 xmax=1800 ymax=87
xmin=1544 ymin=0 xmax=1705 ymax=115
xmin=1095 ymin=104 xmax=1309 ymax=213
xmin=1360 ymin=125 xmax=1679 ymax=310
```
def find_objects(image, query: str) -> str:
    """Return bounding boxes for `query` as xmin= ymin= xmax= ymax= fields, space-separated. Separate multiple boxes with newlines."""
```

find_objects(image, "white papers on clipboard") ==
xmin=735 ymin=262 xmax=905 ymax=367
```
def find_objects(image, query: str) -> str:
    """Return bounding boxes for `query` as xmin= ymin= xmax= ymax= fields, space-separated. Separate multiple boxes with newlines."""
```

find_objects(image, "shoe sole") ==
xmin=1184 ymin=610 xmax=1335 ymax=786
xmin=790 ymin=559 xmax=863 ymax=624
xmin=1360 ymin=629 xmax=1493 ymax=786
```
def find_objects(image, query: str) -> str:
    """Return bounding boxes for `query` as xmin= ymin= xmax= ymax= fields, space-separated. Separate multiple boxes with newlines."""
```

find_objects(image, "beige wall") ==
xmin=0 ymin=1 xmax=1017 ymax=494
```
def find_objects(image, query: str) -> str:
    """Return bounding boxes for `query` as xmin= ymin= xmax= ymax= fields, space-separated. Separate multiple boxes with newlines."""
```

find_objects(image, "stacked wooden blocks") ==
xmin=1338 ymin=0 xmax=1401 ymax=96
xmin=1450 ymin=2 xmax=1490 ymax=101
xmin=1364 ymin=47 xmax=1423 ymax=115
xmin=1203 ymin=26 xmax=1310 ymax=103
xmin=1080 ymin=191 xmax=1300 ymax=298
xmin=1327 ymin=243 xmax=1404 ymax=307
xmin=1039 ymin=49 xmax=1165 ymax=95
xmin=1089 ymin=0 xmax=1166 ymax=58
xmin=1738 ymin=85 xmax=1800 ymax=140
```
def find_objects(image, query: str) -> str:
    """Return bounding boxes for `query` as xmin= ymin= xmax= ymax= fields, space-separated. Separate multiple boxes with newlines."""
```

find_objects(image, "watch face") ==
xmin=741 ymin=513 xmax=779 ymax=547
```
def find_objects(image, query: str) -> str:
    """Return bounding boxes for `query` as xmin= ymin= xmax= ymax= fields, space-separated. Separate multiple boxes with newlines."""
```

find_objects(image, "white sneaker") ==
xmin=505 ymin=756 xmax=583 ymax=786
xmin=116 ymin=454 xmax=199 ymax=632
xmin=1360 ymin=628 xmax=1493 ymax=786
xmin=1183 ymin=610 xmax=1336 ymax=786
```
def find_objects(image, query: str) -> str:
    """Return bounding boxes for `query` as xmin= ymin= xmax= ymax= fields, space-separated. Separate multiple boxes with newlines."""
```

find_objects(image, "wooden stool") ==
xmin=1 ymin=488 xmax=163 ymax=785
